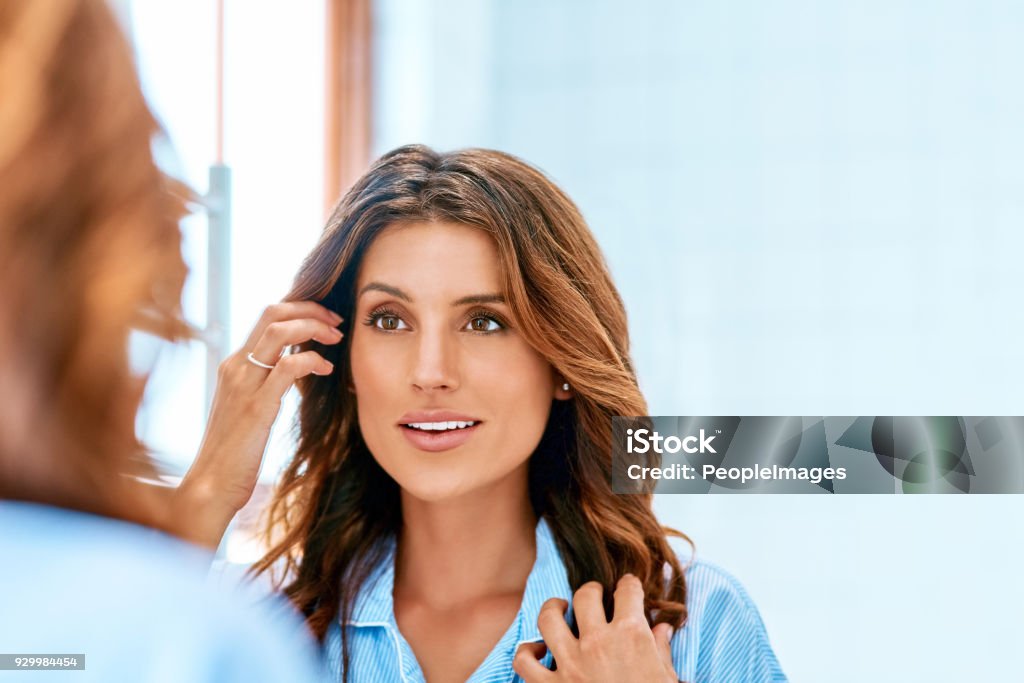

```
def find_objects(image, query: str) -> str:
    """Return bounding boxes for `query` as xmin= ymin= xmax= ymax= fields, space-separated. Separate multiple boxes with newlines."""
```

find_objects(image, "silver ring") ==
xmin=246 ymin=352 xmax=276 ymax=370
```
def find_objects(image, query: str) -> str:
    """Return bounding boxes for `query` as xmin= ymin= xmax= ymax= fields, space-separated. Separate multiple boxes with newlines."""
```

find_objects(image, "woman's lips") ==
xmin=399 ymin=422 xmax=481 ymax=452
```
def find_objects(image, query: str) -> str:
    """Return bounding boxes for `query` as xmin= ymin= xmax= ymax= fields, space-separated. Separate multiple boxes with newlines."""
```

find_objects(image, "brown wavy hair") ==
xmin=253 ymin=145 xmax=691 ymax=676
xmin=0 ymin=0 xmax=190 ymax=526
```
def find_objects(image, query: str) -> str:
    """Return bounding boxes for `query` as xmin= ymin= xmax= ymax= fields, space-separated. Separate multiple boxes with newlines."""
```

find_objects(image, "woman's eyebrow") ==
xmin=452 ymin=293 xmax=505 ymax=306
xmin=357 ymin=282 xmax=505 ymax=306
xmin=358 ymin=282 xmax=411 ymax=301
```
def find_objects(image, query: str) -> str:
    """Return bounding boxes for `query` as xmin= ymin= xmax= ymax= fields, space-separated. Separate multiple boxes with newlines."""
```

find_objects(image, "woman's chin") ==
xmin=373 ymin=445 xmax=532 ymax=507
xmin=396 ymin=476 xmax=477 ymax=504
xmin=391 ymin=467 xmax=514 ymax=506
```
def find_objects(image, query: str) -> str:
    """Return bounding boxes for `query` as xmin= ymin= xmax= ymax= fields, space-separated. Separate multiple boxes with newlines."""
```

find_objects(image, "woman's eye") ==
xmin=467 ymin=316 xmax=502 ymax=333
xmin=375 ymin=314 xmax=407 ymax=331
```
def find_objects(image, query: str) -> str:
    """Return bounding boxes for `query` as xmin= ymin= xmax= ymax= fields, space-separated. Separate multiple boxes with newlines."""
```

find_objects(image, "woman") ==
xmin=0 ymin=1 xmax=321 ymax=681
xmin=178 ymin=146 xmax=787 ymax=682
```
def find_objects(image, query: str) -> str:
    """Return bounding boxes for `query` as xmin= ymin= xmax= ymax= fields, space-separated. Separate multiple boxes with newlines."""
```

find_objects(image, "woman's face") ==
xmin=350 ymin=221 xmax=567 ymax=503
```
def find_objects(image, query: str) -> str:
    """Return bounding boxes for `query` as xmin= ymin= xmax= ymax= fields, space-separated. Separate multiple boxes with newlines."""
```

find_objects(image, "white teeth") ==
xmin=405 ymin=421 xmax=476 ymax=431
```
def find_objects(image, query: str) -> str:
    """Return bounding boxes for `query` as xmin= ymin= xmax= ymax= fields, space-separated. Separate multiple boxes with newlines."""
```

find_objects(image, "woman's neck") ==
xmin=394 ymin=468 xmax=537 ymax=611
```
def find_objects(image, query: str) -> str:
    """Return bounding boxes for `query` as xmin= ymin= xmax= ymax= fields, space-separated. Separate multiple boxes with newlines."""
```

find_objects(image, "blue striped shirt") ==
xmin=323 ymin=517 xmax=787 ymax=682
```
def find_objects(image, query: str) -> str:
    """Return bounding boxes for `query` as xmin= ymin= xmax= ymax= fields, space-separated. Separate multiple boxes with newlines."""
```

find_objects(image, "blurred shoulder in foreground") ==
xmin=0 ymin=500 xmax=325 ymax=683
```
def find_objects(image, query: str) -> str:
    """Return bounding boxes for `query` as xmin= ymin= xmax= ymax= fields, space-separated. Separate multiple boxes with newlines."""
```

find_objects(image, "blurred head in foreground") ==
xmin=0 ymin=0 xmax=190 ymax=526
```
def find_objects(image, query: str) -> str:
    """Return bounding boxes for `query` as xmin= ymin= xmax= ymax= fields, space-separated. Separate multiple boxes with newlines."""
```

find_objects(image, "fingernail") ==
xmin=331 ymin=311 xmax=343 ymax=324
xmin=667 ymin=625 xmax=675 ymax=640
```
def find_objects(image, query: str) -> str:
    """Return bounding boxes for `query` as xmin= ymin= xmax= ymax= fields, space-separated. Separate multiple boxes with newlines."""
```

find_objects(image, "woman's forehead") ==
xmin=356 ymin=221 xmax=506 ymax=300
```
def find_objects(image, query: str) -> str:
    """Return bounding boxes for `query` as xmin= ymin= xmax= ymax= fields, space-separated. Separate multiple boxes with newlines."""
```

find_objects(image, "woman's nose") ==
xmin=409 ymin=329 xmax=459 ymax=393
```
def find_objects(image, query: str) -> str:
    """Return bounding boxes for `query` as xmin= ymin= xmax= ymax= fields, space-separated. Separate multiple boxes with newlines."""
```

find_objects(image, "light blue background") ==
xmin=374 ymin=2 xmax=1024 ymax=680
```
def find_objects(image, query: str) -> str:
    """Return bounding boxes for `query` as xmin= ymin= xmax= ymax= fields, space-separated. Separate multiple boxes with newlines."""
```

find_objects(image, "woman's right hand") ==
xmin=171 ymin=301 xmax=344 ymax=549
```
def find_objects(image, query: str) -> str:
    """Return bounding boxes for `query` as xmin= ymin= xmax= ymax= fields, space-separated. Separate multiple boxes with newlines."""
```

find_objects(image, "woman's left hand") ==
xmin=513 ymin=574 xmax=678 ymax=683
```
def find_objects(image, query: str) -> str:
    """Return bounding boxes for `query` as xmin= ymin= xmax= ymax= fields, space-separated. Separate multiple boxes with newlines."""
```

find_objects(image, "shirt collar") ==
xmin=344 ymin=515 xmax=574 ymax=634
xmin=346 ymin=535 xmax=398 ymax=625
xmin=516 ymin=516 xmax=575 ymax=643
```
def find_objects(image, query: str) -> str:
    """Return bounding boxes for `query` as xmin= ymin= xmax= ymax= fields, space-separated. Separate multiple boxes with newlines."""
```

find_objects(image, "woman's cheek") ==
xmin=351 ymin=333 xmax=402 ymax=394
xmin=483 ymin=355 xmax=554 ymax=443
